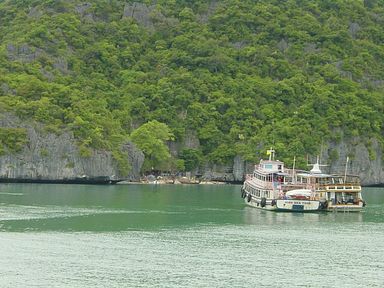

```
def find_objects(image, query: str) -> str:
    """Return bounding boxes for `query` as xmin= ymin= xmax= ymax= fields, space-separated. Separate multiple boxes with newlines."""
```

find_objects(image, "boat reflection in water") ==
xmin=242 ymin=205 xmax=364 ymax=226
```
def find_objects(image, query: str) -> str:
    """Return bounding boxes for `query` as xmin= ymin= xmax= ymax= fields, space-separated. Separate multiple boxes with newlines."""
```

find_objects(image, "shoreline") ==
xmin=117 ymin=180 xmax=231 ymax=185
xmin=0 ymin=177 xmax=240 ymax=185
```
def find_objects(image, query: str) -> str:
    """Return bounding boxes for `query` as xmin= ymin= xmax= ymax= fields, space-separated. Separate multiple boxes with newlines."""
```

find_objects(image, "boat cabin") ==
xmin=259 ymin=160 xmax=284 ymax=173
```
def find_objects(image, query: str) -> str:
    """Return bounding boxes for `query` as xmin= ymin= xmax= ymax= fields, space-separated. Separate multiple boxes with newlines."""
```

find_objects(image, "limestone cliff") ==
xmin=202 ymin=141 xmax=384 ymax=186
xmin=1 ymin=112 xmax=382 ymax=186
xmin=0 ymin=114 xmax=144 ymax=183
xmin=324 ymin=139 xmax=384 ymax=186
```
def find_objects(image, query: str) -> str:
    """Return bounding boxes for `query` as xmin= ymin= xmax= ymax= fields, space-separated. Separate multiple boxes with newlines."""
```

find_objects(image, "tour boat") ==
xmin=241 ymin=149 xmax=365 ymax=212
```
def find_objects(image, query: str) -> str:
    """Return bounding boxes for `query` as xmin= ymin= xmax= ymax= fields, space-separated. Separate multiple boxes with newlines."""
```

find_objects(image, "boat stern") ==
xmin=326 ymin=202 xmax=365 ymax=212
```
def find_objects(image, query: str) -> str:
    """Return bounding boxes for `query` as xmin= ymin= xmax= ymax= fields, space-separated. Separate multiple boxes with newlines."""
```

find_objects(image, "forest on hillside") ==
xmin=0 ymin=0 xmax=384 ymax=174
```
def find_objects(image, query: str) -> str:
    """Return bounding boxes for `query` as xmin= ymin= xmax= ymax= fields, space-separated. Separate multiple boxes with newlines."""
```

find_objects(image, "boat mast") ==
xmin=344 ymin=156 xmax=349 ymax=183
xmin=292 ymin=156 xmax=296 ymax=184
xmin=267 ymin=148 xmax=275 ymax=161
xmin=308 ymin=156 xmax=327 ymax=174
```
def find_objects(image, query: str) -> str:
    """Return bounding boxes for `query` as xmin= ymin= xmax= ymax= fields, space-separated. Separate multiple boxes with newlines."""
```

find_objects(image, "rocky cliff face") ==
xmin=202 ymin=141 xmax=384 ymax=186
xmin=325 ymin=139 xmax=384 ymax=186
xmin=0 ymin=114 xmax=144 ymax=183
xmin=2 ymin=112 xmax=382 ymax=186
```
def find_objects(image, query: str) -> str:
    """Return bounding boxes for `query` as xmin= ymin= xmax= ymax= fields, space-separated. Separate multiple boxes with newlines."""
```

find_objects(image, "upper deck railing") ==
xmin=246 ymin=167 xmax=360 ymax=188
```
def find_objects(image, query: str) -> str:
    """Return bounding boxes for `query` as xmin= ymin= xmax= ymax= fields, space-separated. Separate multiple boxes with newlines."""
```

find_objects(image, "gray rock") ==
xmin=75 ymin=2 xmax=92 ymax=14
xmin=75 ymin=2 xmax=94 ymax=20
xmin=28 ymin=7 xmax=43 ymax=19
xmin=1 ymin=83 xmax=16 ymax=95
xmin=200 ymin=136 xmax=384 ymax=186
xmin=303 ymin=43 xmax=319 ymax=53
xmin=202 ymin=163 xmax=234 ymax=182
xmin=7 ymin=44 xmax=43 ymax=63
xmin=53 ymin=57 xmax=68 ymax=74
xmin=123 ymin=2 xmax=156 ymax=29
xmin=0 ymin=114 xmax=144 ymax=182
xmin=183 ymin=129 xmax=200 ymax=149
xmin=40 ymin=68 xmax=55 ymax=81
xmin=233 ymin=155 xmax=245 ymax=181
xmin=198 ymin=0 xmax=219 ymax=23
xmin=277 ymin=39 xmax=289 ymax=52
xmin=324 ymin=139 xmax=384 ymax=186
xmin=348 ymin=22 xmax=361 ymax=39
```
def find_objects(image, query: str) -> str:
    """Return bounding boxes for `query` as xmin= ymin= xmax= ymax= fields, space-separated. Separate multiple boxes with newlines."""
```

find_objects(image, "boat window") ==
xmin=264 ymin=164 xmax=273 ymax=169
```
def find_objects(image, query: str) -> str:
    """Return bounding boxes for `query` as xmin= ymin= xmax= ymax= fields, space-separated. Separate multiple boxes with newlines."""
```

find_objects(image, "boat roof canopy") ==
xmin=260 ymin=159 xmax=284 ymax=164
xmin=275 ymin=172 xmax=289 ymax=176
xmin=296 ymin=172 xmax=331 ymax=178
xmin=296 ymin=173 xmax=360 ymax=179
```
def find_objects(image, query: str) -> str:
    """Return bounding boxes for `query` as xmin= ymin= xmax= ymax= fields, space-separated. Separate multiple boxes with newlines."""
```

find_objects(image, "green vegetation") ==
xmin=130 ymin=120 xmax=174 ymax=171
xmin=40 ymin=148 xmax=49 ymax=157
xmin=0 ymin=0 xmax=383 ymax=171
xmin=179 ymin=148 xmax=204 ymax=172
xmin=0 ymin=127 xmax=28 ymax=155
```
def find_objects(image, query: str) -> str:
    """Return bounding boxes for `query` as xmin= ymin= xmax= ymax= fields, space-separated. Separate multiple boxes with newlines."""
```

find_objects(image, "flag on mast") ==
xmin=266 ymin=148 xmax=275 ymax=160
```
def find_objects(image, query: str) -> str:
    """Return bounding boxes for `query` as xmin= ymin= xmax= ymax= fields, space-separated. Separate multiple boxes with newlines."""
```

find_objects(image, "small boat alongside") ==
xmin=241 ymin=149 xmax=365 ymax=212
xmin=314 ymin=174 xmax=364 ymax=212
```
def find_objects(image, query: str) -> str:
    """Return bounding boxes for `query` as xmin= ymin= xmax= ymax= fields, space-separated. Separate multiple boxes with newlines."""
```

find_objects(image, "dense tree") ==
xmin=0 ymin=0 xmax=383 ymax=172
xmin=0 ymin=127 xmax=28 ymax=155
xmin=179 ymin=148 xmax=203 ymax=172
xmin=130 ymin=120 xmax=174 ymax=171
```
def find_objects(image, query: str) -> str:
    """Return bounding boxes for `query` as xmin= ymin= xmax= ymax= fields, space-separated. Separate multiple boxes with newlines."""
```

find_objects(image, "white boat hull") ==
xmin=275 ymin=199 xmax=321 ymax=211
xmin=243 ymin=197 xmax=322 ymax=212
xmin=244 ymin=197 xmax=277 ymax=210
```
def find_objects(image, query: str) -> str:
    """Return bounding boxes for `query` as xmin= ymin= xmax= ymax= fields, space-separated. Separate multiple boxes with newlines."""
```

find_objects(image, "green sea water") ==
xmin=0 ymin=183 xmax=383 ymax=287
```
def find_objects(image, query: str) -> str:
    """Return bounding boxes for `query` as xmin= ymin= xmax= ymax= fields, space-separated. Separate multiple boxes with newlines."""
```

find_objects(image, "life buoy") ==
xmin=320 ymin=201 xmax=328 ymax=210
xmin=241 ymin=188 xmax=246 ymax=199
xmin=260 ymin=197 xmax=267 ymax=207
xmin=247 ymin=194 xmax=252 ymax=202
